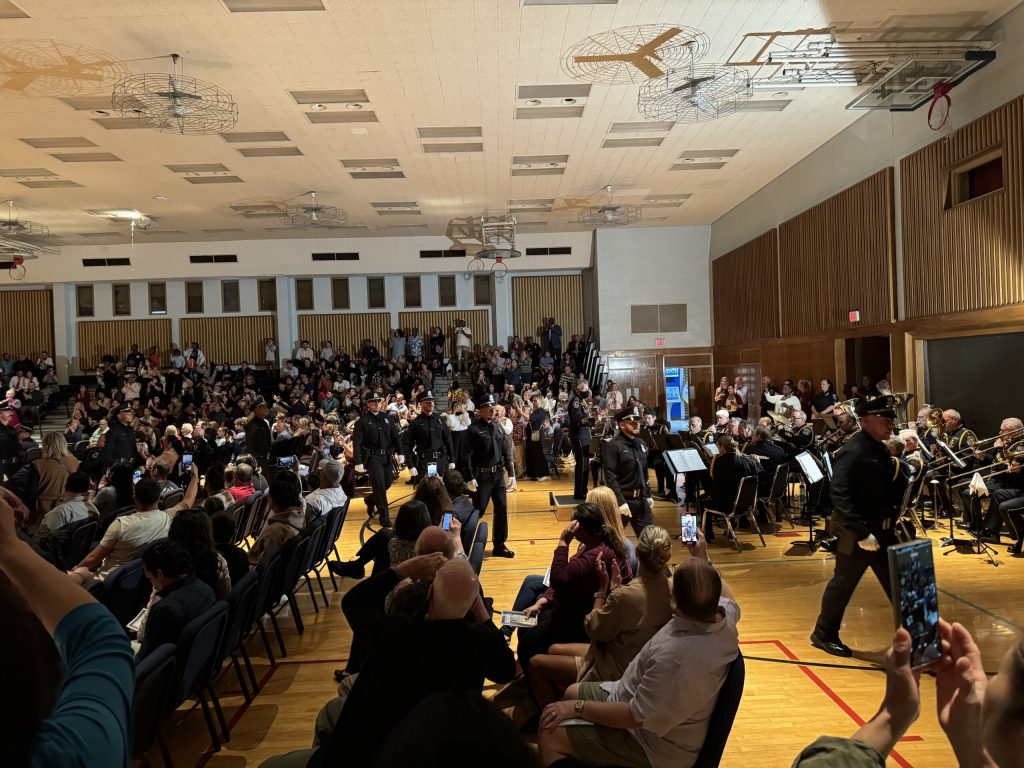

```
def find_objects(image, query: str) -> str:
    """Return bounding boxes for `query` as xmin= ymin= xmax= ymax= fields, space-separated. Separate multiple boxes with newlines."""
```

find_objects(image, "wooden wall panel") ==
xmin=297 ymin=312 xmax=392 ymax=357
xmin=397 ymin=309 xmax=491 ymax=354
xmin=902 ymin=97 xmax=1024 ymax=318
xmin=77 ymin=318 xmax=172 ymax=372
xmin=712 ymin=230 xmax=780 ymax=345
xmin=511 ymin=274 xmax=584 ymax=343
xmin=178 ymin=315 xmax=275 ymax=365
xmin=779 ymin=169 xmax=895 ymax=336
xmin=0 ymin=290 xmax=53 ymax=360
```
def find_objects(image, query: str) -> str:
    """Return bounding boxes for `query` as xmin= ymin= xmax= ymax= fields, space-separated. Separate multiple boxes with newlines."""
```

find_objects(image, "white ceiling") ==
xmin=0 ymin=0 xmax=1018 ymax=245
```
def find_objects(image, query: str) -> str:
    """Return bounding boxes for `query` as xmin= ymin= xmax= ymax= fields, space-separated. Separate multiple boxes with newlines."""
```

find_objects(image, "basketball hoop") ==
xmin=927 ymin=83 xmax=954 ymax=131
xmin=9 ymin=255 xmax=26 ymax=281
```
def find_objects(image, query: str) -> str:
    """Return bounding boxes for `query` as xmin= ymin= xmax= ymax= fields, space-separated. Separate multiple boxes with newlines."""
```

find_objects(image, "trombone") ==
xmin=948 ymin=425 xmax=1024 ymax=458
xmin=949 ymin=444 xmax=1024 ymax=487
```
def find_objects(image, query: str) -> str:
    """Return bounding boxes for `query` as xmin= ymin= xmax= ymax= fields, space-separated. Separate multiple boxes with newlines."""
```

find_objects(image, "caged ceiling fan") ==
xmin=577 ymin=186 xmax=641 ymax=228
xmin=562 ymin=24 xmax=711 ymax=84
xmin=638 ymin=63 xmax=750 ymax=123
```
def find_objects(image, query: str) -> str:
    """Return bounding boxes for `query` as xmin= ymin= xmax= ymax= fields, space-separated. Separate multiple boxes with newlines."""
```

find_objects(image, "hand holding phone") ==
xmin=427 ymin=462 xmax=438 ymax=477
xmin=888 ymin=539 xmax=942 ymax=668
xmin=181 ymin=454 xmax=193 ymax=473
xmin=441 ymin=512 xmax=453 ymax=531
xmin=680 ymin=513 xmax=698 ymax=544
xmin=279 ymin=456 xmax=294 ymax=467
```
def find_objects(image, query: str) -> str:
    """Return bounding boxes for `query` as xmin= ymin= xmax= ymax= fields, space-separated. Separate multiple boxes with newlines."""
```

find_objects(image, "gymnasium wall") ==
xmin=511 ymin=274 xmax=584 ymax=343
xmin=77 ymin=318 xmax=172 ymax=371
xmin=0 ymin=289 xmax=53 ymax=361
xmin=711 ymin=229 xmax=779 ymax=346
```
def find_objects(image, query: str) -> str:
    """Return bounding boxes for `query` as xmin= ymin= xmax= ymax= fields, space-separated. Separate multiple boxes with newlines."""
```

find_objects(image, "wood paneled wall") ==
xmin=397 ymin=309 xmax=491 ymax=354
xmin=297 ymin=312 xmax=392 ymax=356
xmin=77 ymin=318 xmax=172 ymax=371
xmin=604 ymin=349 xmax=713 ymax=419
xmin=902 ymin=96 xmax=1024 ymax=318
xmin=779 ymin=168 xmax=895 ymax=336
xmin=0 ymin=290 xmax=53 ymax=360
xmin=179 ymin=315 xmax=275 ymax=365
xmin=712 ymin=229 xmax=780 ymax=345
xmin=511 ymin=274 xmax=584 ymax=343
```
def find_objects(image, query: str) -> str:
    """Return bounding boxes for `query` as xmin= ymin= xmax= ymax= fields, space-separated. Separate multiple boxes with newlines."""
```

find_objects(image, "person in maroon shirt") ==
xmin=517 ymin=503 xmax=633 ymax=703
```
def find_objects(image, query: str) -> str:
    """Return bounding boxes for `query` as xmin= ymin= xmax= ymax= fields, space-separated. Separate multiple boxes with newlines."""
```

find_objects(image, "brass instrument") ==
xmin=921 ymin=405 xmax=945 ymax=443
xmin=834 ymin=398 xmax=859 ymax=417
xmin=768 ymin=410 xmax=790 ymax=427
xmin=892 ymin=392 xmax=915 ymax=429
xmin=949 ymin=425 xmax=1024 ymax=458
xmin=949 ymin=443 xmax=1024 ymax=487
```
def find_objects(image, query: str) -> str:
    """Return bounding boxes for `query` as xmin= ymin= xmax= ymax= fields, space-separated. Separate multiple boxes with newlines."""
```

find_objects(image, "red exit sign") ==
xmin=654 ymin=338 xmax=666 ymax=347
xmin=848 ymin=310 xmax=861 ymax=322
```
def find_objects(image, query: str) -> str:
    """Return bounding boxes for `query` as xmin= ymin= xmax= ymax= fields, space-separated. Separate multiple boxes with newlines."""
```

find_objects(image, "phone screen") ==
xmin=279 ymin=456 xmax=294 ymax=467
xmin=680 ymin=513 xmax=698 ymax=544
xmin=181 ymin=454 xmax=193 ymax=472
xmin=132 ymin=469 xmax=142 ymax=485
xmin=888 ymin=539 xmax=942 ymax=668
xmin=441 ymin=512 xmax=453 ymax=531
xmin=427 ymin=462 xmax=438 ymax=477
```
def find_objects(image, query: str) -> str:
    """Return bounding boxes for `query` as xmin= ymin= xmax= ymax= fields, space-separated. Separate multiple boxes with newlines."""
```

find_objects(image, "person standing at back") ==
xmin=101 ymin=405 xmax=136 ymax=469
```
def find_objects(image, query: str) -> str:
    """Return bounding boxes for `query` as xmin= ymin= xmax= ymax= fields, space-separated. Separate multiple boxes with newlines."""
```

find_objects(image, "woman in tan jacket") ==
xmin=28 ymin=433 xmax=80 ymax=531
xmin=247 ymin=478 xmax=305 ymax=566
xmin=528 ymin=524 xmax=674 ymax=707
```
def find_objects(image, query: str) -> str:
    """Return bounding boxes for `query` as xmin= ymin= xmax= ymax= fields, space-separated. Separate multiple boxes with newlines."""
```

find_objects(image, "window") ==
xmin=525 ymin=246 xmax=572 ymax=256
xmin=419 ymin=249 xmax=466 ymax=259
xmin=258 ymin=278 xmax=277 ymax=311
xmin=76 ymin=285 xmax=94 ymax=317
xmin=630 ymin=303 xmax=687 ymax=333
xmin=332 ymin=277 xmax=350 ymax=310
xmin=473 ymin=274 xmax=492 ymax=305
xmin=148 ymin=282 xmax=167 ymax=315
xmin=368 ymin=276 xmax=386 ymax=309
xmin=222 ymin=280 xmax=240 ymax=313
xmin=295 ymin=278 xmax=314 ymax=311
xmin=947 ymin=148 xmax=1004 ymax=208
xmin=403 ymin=275 xmax=421 ymax=307
xmin=185 ymin=281 xmax=204 ymax=314
xmin=312 ymin=252 xmax=359 ymax=261
xmin=82 ymin=258 xmax=131 ymax=267
xmin=112 ymin=283 xmax=131 ymax=316
xmin=438 ymin=275 xmax=457 ymax=307
xmin=189 ymin=254 xmax=237 ymax=264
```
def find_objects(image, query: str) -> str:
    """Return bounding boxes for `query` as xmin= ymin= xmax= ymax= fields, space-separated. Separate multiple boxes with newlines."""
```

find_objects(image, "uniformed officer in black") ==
xmin=602 ymin=406 xmax=653 ymax=536
xmin=353 ymin=392 xmax=403 ymax=527
xmin=102 ymin=405 xmax=136 ymax=468
xmin=567 ymin=387 xmax=593 ymax=500
xmin=812 ymin=395 xmax=908 ymax=657
xmin=465 ymin=394 xmax=515 ymax=557
xmin=403 ymin=391 xmax=454 ymax=485
xmin=244 ymin=397 xmax=273 ymax=469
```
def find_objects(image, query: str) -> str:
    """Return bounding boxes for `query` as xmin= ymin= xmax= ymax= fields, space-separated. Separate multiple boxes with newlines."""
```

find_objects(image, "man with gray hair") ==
xmin=302 ymin=459 xmax=348 ymax=523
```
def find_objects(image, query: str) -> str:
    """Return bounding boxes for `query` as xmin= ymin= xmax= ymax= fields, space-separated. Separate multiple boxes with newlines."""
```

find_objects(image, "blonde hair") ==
xmin=586 ymin=486 xmax=629 ymax=547
xmin=41 ymin=432 xmax=70 ymax=460
xmin=636 ymin=525 xmax=672 ymax=574
xmin=164 ymin=425 xmax=179 ymax=437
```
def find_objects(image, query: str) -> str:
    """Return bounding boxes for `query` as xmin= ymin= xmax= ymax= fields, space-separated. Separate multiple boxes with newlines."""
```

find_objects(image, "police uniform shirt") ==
xmin=102 ymin=419 xmax=135 ymax=465
xmin=746 ymin=440 xmax=786 ymax=475
xmin=405 ymin=411 xmax=454 ymax=463
xmin=465 ymin=419 xmax=513 ymax=477
xmin=353 ymin=410 xmax=400 ymax=461
xmin=829 ymin=431 xmax=907 ymax=546
xmin=601 ymin=432 xmax=650 ymax=504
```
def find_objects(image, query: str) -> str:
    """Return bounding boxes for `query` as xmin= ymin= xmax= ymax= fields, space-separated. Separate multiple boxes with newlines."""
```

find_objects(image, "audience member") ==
xmin=329 ymin=500 xmax=432 ymax=579
xmin=302 ymin=459 xmax=348 ymax=523
xmin=168 ymin=509 xmax=232 ymax=599
xmin=248 ymin=478 xmax=305 ymax=565
xmin=211 ymin=512 xmax=250 ymax=585
xmin=37 ymin=470 xmax=96 ymax=535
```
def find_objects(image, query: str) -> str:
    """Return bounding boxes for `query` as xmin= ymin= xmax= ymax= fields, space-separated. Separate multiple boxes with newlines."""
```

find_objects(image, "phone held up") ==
xmin=680 ymin=513 xmax=698 ymax=544
xmin=427 ymin=462 xmax=438 ymax=478
xmin=888 ymin=538 xmax=942 ymax=668
xmin=278 ymin=456 xmax=294 ymax=467
xmin=181 ymin=454 xmax=193 ymax=473
xmin=441 ymin=512 xmax=453 ymax=531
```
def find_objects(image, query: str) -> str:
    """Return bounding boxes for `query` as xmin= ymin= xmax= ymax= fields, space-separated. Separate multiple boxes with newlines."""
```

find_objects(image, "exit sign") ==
xmin=654 ymin=338 xmax=666 ymax=347
xmin=848 ymin=310 xmax=861 ymax=322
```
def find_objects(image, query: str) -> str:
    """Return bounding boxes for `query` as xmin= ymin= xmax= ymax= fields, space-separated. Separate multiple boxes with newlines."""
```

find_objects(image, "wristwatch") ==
xmin=574 ymin=699 xmax=585 ymax=717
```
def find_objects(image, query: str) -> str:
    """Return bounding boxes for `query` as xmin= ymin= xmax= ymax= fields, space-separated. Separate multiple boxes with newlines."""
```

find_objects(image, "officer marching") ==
xmin=601 ymin=406 xmax=653 ymax=536
xmin=403 ymin=391 xmax=454 ymax=485
xmin=352 ymin=392 xmax=404 ymax=528
xmin=567 ymin=385 xmax=593 ymax=500
xmin=465 ymin=394 xmax=515 ymax=558
xmin=811 ymin=395 xmax=908 ymax=657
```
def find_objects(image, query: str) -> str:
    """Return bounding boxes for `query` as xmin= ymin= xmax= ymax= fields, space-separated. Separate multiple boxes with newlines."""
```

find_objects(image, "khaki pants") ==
xmin=513 ymin=442 xmax=526 ymax=479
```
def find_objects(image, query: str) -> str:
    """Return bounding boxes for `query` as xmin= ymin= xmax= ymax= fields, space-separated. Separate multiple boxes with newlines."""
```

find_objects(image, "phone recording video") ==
xmin=888 ymin=539 xmax=942 ymax=668
xmin=427 ymin=462 xmax=438 ymax=477
xmin=441 ymin=512 xmax=453 ymax=531
xmin=278 ymin=456 xmax=295 ymax=467
xmin=132 ymin=469 xmax=142 ymax=485
xmin=181 ymin=454 xmax=193 ymax=473
xmin=680 ymin=513 xmax=698 ymax=544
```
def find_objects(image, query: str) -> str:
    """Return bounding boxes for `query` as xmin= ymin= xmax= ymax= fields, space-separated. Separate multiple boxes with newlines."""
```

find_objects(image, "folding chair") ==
xmin=700 ymin=476 xmax=764 ymax=553
xmin=757 ymin=465 xmax=793 ymax=530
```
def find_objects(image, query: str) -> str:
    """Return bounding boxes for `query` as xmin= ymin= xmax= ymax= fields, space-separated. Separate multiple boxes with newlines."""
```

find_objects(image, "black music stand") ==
xmin=931 ymin=441 xmax=995 ymax=559
xmin=792 ymin=451 xmax=825 ymax=552
xmin=665 ymin=448 xmax=708 ymax=508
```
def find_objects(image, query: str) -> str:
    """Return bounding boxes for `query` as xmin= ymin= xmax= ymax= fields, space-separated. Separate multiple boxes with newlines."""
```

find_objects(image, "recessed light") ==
xmin=308 ymin=103 xmax=328 ymax=111
xmin=562 ymin=97 xmax=577 ymax=105
xmin=525 ymin=98 xmax=542 ymax=106
xmin=93 ymin=110 xmax=110 ymax=117
xmin=350 ymin=127 xmax=369 ymax=135
xmin=516 ymin=163 xmax=532 ymax=169
xmin=772 ymin=91 xmax=789 ymax=99
xmin=547 ymin=162 xmax=560 ymax=167
xmin=152 ymin=195 xmax=167 ymax=201
xmin=346 ymin=102 xmax=364 ymax=110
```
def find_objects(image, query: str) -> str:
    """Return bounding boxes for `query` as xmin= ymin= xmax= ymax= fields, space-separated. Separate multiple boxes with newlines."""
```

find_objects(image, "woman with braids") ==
xmin=526 ymin=525 xmax=674 ymax=707
xmin=168 ymin=509 xmax=232 ymax=599
xmin=516 ymin=502 xmax=633 ymax=703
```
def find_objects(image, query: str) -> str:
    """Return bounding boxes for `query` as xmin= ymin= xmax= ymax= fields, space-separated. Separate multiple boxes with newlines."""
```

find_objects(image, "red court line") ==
xmin=742 ymin=639 xmax=920 ymax=767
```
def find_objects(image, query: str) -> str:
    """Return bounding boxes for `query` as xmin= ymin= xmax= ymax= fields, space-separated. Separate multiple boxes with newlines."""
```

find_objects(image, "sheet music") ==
xmin=665 ymin=448 xmax=708 ymax=474
xmin=796 ymin=451 xmax=824 ymax=485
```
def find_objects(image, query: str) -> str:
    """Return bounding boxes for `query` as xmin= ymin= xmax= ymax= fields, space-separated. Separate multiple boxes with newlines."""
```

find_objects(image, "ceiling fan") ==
xmin=562 ymin=24 xmax=711 ymax=85
xmin=577 ymin=186 xmax=641 ymax=228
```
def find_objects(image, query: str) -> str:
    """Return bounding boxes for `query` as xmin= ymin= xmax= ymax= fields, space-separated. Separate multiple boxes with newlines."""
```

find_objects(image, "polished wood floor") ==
xmin=156 ymin=473 xmax=1024 ymax=768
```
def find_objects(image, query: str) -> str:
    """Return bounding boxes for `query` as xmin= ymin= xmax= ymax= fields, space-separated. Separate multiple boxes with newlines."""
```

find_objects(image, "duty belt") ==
xmin=623 ymin=489 xmax=645 ymax=499
xmin=426 ymin=450 xmax=444 ymax=458
xmin=478 ymin=465 xmax=502 ymax=475
xmin=368 ymin=449 xmax=389 ymax=455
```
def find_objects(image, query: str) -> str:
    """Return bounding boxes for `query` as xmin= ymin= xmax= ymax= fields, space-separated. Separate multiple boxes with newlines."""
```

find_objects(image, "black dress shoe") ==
xmin=819 ymin=537 xmax=838 ymax=553
xmin=492 ymin=546 xmax=516 ymax=558
xmin=810 ymin=632 xmax=852 ymax=657
xmin=379 ymin=518 xmax=393 ymax=529
xmin=328 ymin=560 xmax=365 ymax=579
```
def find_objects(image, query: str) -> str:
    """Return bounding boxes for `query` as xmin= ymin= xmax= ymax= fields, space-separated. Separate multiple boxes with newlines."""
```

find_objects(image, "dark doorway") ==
xmin=843 ymin=336 xmax=891 ymax=399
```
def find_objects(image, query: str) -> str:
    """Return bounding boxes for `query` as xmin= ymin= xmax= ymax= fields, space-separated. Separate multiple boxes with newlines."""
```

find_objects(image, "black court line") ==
xmin=940 ymin=586 xmax=1024 ymax=634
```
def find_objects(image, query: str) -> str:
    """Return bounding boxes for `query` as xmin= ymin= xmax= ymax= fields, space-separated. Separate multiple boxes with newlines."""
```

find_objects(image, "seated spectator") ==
xmin=37 ymin=471 xmax=97 ymax=536
xmin=169 ymin=509 xmax=232 ymax=599
xmin=248 ymin=478 xmax=305 ymax=565
xmin=414 ymin=475 xmax=453 ymax=526
xmin=587 ymin=485 xmax=638 ymax=574
xmin=0 ymin=494 xmax=133 ymax=767
xmin=203 ymin=462 xmax=235 ymax=510
xmin=151 ymin=459 xmax=181 ymax=501
xmin=529 ymin=525 xmax=674 ymax=708
xmin=71 ymin=478 xmax=171 ymax=583
xmin=228 ymin=462 xmax=257 ymax=503
xmin=211 ymin=512 xmax=249 ymax=585
xmin=236 ymin=453 xmax=269 ymax=494
xmin=7 ymin=432 xmax=81 ymax=532
xmin=303 ymin=459 xmax=348 ymax=523
xmin=444 ymin=468 xmax=475 ymax=525
xmin=329 ymin=500 xmax=432 ymax=579
xmin=537 ymin=530 xmax=739 ymax=768
xmin=136 ymin=540 xmax=217 ymax=660
xmin=92 ymin=462 xmax=135 ymax=518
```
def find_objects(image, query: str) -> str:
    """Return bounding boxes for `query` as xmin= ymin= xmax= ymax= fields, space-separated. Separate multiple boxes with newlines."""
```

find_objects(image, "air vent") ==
xmin=289 ymin=89 xmax=367 ymax=104
xmin=416 ymin=126 xmax=482 ymax=139
xmin=608 ymin=121 xmax=674 ymax=133
xmin=524 ymin=246 xmax=572 ymax=256
xmin=733 ymin=99 xmax=791 ymax=112
xmin=341 ymin=158 xmax=400 ymax=169
xmin=82 ymin=258 xmax=131 ymax=267
xmin=190 ymin=254 xmax=239 ymax=264
xmin=306 ymin=111 xmax=378 ymax=124
xmin=20 ymin=137 xmax=97 ymax=148
xmin=167 ymin=163 xmax=231 ymax=173
xmin=372 ymin=202 xmax=419 ymax=210
xmin=420 ymin=249 xmax=467 ymax=259
xmin=236 ymin=146 xmax=303 ymax=157
xmin=350 ymin=171 xmax=405 ymax=179
xmin=224 ymin=0 xmax=324 ymax=11
xmin=511 ymin=168 xmax=564 ymax=177
xmin=311 ymin=252 xmax=360 ymax=261
xmin=221 ymin=131 xmax=290 ymax=143
xmin=185 ymin=176 xmax=245 ymax=184
xmin=679 ymin=149 xmax=739 ymax=160
xmin=602 ymin=137 xmax=664 ymax=148
xmin=0 ymin=168 xmax=57 ymax=177
xmin=515 ymin=106 xmax=584 ymax=119
xmin=19 ymin=179 xmax=82 ymax=188
xmin=517 ymin=84 xmax=592 ymax=99
xmin=422 ymin=142 xmax=483 ymax=153
xmin=50 ymin=152 xmax=121 ymax=162
xmin=670 ymin=162 xmax=726 ymax=171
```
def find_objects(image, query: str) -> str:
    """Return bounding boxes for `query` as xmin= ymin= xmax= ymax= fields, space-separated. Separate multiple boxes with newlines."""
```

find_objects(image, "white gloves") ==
xmin=397 ymin=455 xmax=405 ymax=466
xmin=618 ymin=503 xmax=631 ymax=518
xmin=448 ymin=462 xmax=456 ymax=469
xmin=355 ymin=464 xmax=365 ymax=474
xmin=508 ymin=476 xmax=518 ymax=491
xmin=409 ymin=467 xmax=418 ymax=477
xmin=646 ymin=497 xmax=654 ymax=509
xmin=468 ymin=479 xmax=479 ymax=492
xmin=858 ymin=533 xmax=880 ymax=551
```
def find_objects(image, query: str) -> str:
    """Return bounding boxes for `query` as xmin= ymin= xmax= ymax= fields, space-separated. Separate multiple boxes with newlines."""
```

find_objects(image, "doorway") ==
xmin=843 ymin=336 xmax=891 ymax=399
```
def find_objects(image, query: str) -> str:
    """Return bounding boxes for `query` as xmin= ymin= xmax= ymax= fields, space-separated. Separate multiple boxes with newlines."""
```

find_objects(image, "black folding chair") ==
xmin=94 ymin=558 xmax=152 ymax=625
xmin=251 ymin=548 xmax=285 ymax=665
xmin=132 ymin=643 xmax=177 ymax=768
xmin=469 ymin=520 xmax=488 ymax=575
xmin=693 ymin=654 xmax=746 ymax=768
xmin=757 ymin=465 xmax=793 ymax=530
xmin=63 ymin=518 xmax=98 ymax=570
xmin=217 ymin=571 xmax=261 ymax=703
xmin=159 ymin=489 xmax=184 ymax=510
xmin=307 ymin=502 xmax=349 ymax=600
xmin=169 ymin=602 xmax=230 ymax=752
xmin=700 ymin=476 xmax=764 ymax=553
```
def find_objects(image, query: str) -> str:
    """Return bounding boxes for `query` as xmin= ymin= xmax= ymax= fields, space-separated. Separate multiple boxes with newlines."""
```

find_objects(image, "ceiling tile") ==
xmin=20 ymin=137 xmax=98 ymax=149
xmin=221 ymin=131 xmax=291 ymax=143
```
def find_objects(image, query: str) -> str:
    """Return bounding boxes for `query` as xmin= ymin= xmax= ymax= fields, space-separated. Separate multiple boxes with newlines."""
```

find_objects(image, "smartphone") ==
xmin=132 ymin=469 xmax=142 ymax=485
xmin=278 ymin=456 xmax=295 ymax=467
xmin=181 ymin=454 xmax=193 ymax=473
xmin=680 ymin=513 xmax=698 ymax=544
xmin=299 ymin=464 xmax=309 ymax=478
xmin=888 ymin=539 xmax=942 ymax=668
xmin=500 ymin=611 xmax=538 ymax=629
xmin=427 ymin=462 xmax=438 ymax=478
xmin=441 ymin=512 xmax=453 ymax=531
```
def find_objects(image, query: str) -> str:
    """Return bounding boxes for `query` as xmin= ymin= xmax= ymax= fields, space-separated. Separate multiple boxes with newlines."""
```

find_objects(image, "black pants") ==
xmin=517 ymin=608 xmax=587 ymax=700
xmin=980 ymin=487 xmax=1024 ymax=534
xmin=814 ymin=543 xmax=893 ymax=640
xmin=475 ymin=470 xmax=508 ymax=548
xmin=571 ymin=437 xmax=590 ymax=499
xmin=650 ymin=451 xmax=672 ymax=496
xmin=625 ymin=497 xmax=651 ymax=537
xmin=366 ymin=455 xmax=394 ymax=525
xmin=412 ymin=452 xmax=450 ymax=486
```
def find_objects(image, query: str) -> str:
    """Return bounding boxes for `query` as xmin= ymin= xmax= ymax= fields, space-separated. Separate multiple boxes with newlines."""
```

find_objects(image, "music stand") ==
xmin=664 ymin=448 xmax=707 ymax=475
xmin=793 ymin=451 xmax=825 ymax=551
xmin=704 ymin=442 xmax=720 ymax=456
xmin=665 ymin=433 xmax=685 ymax=450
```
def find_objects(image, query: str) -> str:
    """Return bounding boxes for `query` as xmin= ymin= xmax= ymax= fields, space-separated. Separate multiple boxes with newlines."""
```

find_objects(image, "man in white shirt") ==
xmin=765 ymin=382 xmax=802 ymax=417
xmin=296 ymin=340 xmax=316 ymax=364
xmin=302 ymin=459 xmax=348 ymax=523
xmin=733 ymin=376 xmax=747 ymax=405
xmin=455 ymin=320 xmax=472 ymax=372
xmin=36 ymin=351 xmax=54 ymax=370
xmin=121 ymin=370 xmax=142 ymax=402
xmin=538 ymin=531 xmax=739 ymax=768
xmin=37 ymin=471 xmax=97 ymax=535
xmin=387 ymin=393 xmax=409 ymax=419
xmin=320 ymin=340 xmax=334 ymax=361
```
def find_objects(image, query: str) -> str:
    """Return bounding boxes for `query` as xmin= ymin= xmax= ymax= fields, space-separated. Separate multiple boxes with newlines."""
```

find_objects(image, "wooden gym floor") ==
xmin=157 ymin=473 xmax=1024 ymax=768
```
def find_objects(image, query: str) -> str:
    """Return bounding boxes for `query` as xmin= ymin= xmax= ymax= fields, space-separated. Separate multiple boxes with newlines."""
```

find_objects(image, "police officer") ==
xmin=602 ymin=405 xmax=653 ymax=536
xmin=403 ymin=391 xmax=454 ymax=485
xmin=465 ymin=394 xmax=515 ymax=558
xmin=353 ymin=392 xmax=404 ymax=527
xmin=567 ymin=386 xmax=592 ymax=500
xmin=811 ymin=395 xmax=907 ymax=657
xmin=244 ymin=397 xmax=273 ymax=469
xmin=102 ymin=405 xmax=136 ymax=468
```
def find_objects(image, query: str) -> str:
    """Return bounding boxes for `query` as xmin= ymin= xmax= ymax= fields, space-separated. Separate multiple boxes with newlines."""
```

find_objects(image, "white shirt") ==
xmin=265 ymin=343 xmax=277 ymax=362
xmin=320 ymin=346 xmax=334 ymax=361
xmin=98 ymin=508 xmax=173 ymax=579
xmin=303 ymin=485 xmax=348 ymax=518
xmin=455 ymin=326 xmax=472 ymax=348
xmin=447 ymin=412 xmax=471 ymax=431
xmin=766 ymin=392 xmax=801 ymax=414
xmin=606 ymin=390 xmax=624 ymax=412
xmin=296 ymin=347 xmax=315 ymax=361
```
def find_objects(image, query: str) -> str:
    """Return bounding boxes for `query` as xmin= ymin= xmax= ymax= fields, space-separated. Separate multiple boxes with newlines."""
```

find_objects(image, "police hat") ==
xmin=477 ymin=394 xmax=497 ymax=408
xmin=366 ymin=392 xmax=383 ymax=403
xmin=0 ymin=402 xmax=12 ymax=412
xmin=420 ymin=391 xmax=435 ymax=401
xmin=249 ymin=397 xmax=268 ymax=411
xmin=117 ymin=404 xmax=133 ymax=414
xmin=856 ymin=395 xmax=897 ymax=419
xmin=615 ymin=405 xmax=643 ymax=423
xmin=124 ymin=367 xmax=137 ymax=376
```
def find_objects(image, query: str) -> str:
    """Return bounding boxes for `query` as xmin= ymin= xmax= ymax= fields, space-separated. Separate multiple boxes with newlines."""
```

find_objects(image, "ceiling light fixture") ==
xmin=0 ymin=200 xmax=49 ymax=238
xmin=525 ymin=98 xmax=542 ymax=106
xmin=562 ymin=97 xmax=577 ymax=104
xmin=345 ymin=102 xmax=364 ymax=110
xmin=309 ymin=103 xmax=328 ymax=111
xmin=578 ymin=185 xmax=641 ymax=228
